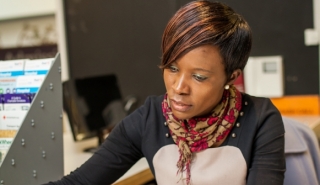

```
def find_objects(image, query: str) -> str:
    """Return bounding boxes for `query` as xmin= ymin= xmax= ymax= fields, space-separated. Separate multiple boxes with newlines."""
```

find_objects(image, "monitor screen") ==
xmin=62 ymin=74 xmax=122 ymax=144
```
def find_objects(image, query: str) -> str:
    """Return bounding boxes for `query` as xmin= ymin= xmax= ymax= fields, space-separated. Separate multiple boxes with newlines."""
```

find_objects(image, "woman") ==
xmin=46 ymin=1 xmax=285 ymax=184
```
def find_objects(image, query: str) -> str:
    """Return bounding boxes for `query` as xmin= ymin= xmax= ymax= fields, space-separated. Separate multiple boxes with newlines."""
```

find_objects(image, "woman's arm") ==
xmin=246 ymin=99 xmax=286 ymax=185
xmin=43 ymin=110 xmax=144 ymax=185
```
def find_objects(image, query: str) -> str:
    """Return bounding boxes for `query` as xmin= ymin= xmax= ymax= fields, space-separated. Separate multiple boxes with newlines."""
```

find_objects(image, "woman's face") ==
xmin=163 ymin=45 xmax=228 ymax=120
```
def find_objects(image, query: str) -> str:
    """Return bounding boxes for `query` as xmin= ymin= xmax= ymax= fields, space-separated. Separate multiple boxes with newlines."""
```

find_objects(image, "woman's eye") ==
xmin=193 ymin=74 xmax=207 ymax=81
xmin=169 ymin=65 xmax=178 ymax=72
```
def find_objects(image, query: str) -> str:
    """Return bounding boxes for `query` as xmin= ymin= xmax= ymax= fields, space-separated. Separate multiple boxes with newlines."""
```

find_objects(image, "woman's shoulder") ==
xmin=241 ymin=93 xmax=283 ymax=126
xmin=144 ymin=94 xmax=164 ymax=105
xmin=125 ymin=94 xmax=165 ymax=123
xmin=242 ymin=93 xmax=278 ymax=111
xmin=236 ymin=94 xmax=284 ymax=145
xmin=138 ymin=94 xmax=164 ymax=114
xmin=242 ymin=93 xmax=270 ymax=102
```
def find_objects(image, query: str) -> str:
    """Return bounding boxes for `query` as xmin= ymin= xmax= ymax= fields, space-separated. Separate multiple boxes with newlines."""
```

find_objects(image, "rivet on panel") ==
xmin=11 ymin=159 xmax=15 ymax=166
xmin=60 ymin=114 xmax=63 ymax=119
xmin=51 ymin=132 xmax=55 ymax=139
xmin=0 ymin=180 xmax=4 ymax=184
xmin=31 ymin=119 xmax=35 ymax=127
xmin=49 ymin=83 xmax=54 ymax=90
xmin=42 ymin=151 xmax=46 ymax=158
xmin=40 ymin=101 xmax=44 ymax=108
xmin=21 ymin=139 xmax=25 ymax=146
xmin=58 ymin=66 xmax=61 ymax=73
xmin=33 ymin=170 xmax=37 ymax=178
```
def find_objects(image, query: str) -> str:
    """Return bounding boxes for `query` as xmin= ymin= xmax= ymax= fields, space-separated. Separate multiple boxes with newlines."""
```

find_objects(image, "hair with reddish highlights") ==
xmin=160 ymin=0 xmax=252 ymax=81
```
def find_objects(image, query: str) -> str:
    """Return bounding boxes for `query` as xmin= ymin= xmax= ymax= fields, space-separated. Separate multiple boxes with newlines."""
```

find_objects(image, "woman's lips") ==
xmin=170 ymin=99 xmax=191 ymax=112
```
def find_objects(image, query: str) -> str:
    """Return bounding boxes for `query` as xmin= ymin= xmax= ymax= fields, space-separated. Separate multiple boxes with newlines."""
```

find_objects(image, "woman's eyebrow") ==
xmin=193 ymin=67 xmax=214 ymax=74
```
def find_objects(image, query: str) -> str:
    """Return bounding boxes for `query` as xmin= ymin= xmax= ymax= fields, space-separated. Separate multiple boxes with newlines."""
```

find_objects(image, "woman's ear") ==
xmin=227 ymin=69 xmax=242 ymax=85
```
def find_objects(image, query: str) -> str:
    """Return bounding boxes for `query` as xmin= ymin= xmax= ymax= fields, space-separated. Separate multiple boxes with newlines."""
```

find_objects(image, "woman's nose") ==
xmin=173 ymin=74 xmax=189 ymax=95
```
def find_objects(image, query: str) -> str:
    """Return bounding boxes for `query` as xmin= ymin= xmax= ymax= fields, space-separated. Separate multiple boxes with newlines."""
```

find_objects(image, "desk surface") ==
xmin=284 ymin=115 xmax=320 ymax=129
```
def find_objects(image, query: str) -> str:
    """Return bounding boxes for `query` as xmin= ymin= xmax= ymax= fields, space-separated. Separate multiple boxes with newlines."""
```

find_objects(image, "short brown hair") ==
xmin=160 ymin=1 xmax=252 ymax=81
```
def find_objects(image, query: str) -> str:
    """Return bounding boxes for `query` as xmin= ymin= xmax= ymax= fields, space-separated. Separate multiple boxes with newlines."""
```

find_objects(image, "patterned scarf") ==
xmin=161 ymin=85 xmax=242 ymax=185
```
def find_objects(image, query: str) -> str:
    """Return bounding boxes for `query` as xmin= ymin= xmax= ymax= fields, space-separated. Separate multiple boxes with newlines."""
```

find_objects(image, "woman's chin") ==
xmin=172 ymin=110 xmax=193 ymax=120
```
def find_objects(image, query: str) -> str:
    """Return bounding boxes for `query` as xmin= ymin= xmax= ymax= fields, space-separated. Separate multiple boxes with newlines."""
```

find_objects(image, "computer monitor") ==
xmin=62 ymin=74 xmax=125 ymax=152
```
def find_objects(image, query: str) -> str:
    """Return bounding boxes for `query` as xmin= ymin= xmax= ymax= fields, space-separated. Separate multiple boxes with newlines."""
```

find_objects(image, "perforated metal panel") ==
xmin=0 ymin=54 xmax=63 ymax=185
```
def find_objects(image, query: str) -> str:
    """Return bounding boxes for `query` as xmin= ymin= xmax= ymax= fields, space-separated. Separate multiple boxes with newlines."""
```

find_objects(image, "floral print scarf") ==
xmin=161 ymin=85 xmax=242 ymax=185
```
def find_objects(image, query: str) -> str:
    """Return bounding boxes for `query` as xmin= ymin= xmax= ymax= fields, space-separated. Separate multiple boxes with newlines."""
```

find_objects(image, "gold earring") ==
xmin=224 ymin=84 xmax=230 ymax=90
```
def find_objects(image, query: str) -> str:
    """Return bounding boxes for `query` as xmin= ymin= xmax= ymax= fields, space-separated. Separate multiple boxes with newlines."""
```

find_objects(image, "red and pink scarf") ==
xmin=162 ymin=85 xmax=242 ymax=184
